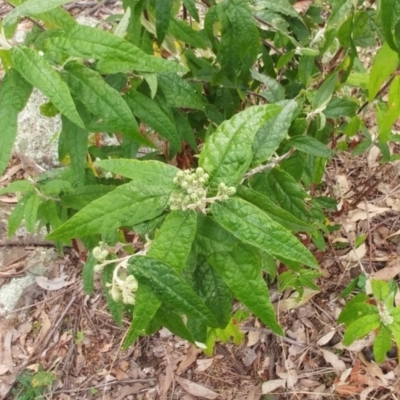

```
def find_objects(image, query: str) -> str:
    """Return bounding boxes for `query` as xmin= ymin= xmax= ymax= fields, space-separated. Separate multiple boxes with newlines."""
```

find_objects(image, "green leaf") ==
xmin=125 ymin=91 xmax=180 ymax=154
xmin=236 ymin=186 xmax=314 ymax=233
xmin=338 ymin=303 xmax=378 ymax=327
xmin=123 ymin=283 xmax=161 ymax=349
xmin=36 ymin=7 xmax=76 ymax=29
xmin=253 ymin=100 xmax=297 ymax=166
xmin=3 ymin=0 xmax=75 ymax=26
xmin=24 ymin=195 xmax=41 ymax=233
xmin=371 ymin=280 xmax=390 ymax=302
xmin=378 ymin=76 xmax=400 ymax=142
xmin=154 ymin=305 xmax=195 ymax=343
xmin=258 ymin=0 xmax=300 ymax=19
xmin=199 ymin=104 xmax=282 ymax=193
xmin=327 ymin=0 xmax=353 ymax=28
xmin=389 ymin=322 xmax=400 ymax=349
xmin=155 ymin=0 xmax=173 ymax=45
xmin=47 ymin=178 xmax=174 ymax=241
xmin=211 ymin=197 xmax=318 ymax=268
xmin=158 ymin=73 xmax=204 ymax=110
xmin=324 ymin=97 xmax=359 ymax=118
xmin=196 ymin=214 xmax=239 ymax=255
xmin=342 ymin=314 xmax=380 ymax=346
xmin=12 ymin=47 xmax=84 ymax=128
xmin=0 ymin=180 xmax=34 ymax=196
xmin=374 ymin=325 xmax=392 ymax=363
xmin=44 ymin=24 xmax=184 ymax=73
xmin=193 ymin=257 xmax=232 ymax=329
xmin=128 ymin=256 xmax=219 ymax=328
xmin=250 ymin=169 xmax=312 ymax=222
xmin=182 ymin=0 xmax=199 ymax=22
xmin=381 ymin=0 xmax=399 ymax=51
xmin=0 ymin=69 xmax=32 ymax=176
xmin=312 ymin=72 xmax=338 ymax=111
xmin=288 ymin=136 xmax=332 ymax=158
xmin=95 ymin=159 xmax=178 ymax=181
xmin=368 ymin=42 xmax=398 ymax=102
xmin=8 ymin=194 xmax=31 ymax=237
xmin=149 ymin=211 xmax=197 ymax=273
xmin=61 ymin=185 xmax=115 ymax=210
xmin=82 ymin=253 xmax=96 ymax=295
xmin=62 ymin=62 xmax=150 ymax=147
xmin=251 ymin=69 xmax=285 ymax=103
xmin=169 ymin=18 xmax=208 ymax=49
xmin=61 ymin=115 xmax=88 ymax=186
xmin=208 ymin=244 xmax=283 ymax=335
xmin=102 ymin=265 xmax=124 ymax=327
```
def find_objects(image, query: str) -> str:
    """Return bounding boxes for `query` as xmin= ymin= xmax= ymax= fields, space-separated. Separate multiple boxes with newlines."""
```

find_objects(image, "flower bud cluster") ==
xmin=107 ymin=272 xmax=138 ymax=305
xmin=216 ymin=182 xmax=236 ymax=201
xmin=379 ymin=304 xmax=394 ymax=326
xmin=93 ymin=242 xmax=110 ymax=273
xmin=170 ymin=168 xmax=209 ymax=211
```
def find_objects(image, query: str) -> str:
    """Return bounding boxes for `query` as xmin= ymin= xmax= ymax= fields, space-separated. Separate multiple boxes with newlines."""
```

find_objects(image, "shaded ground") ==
xmin=1 ymin=1 xmax=400 ymax=399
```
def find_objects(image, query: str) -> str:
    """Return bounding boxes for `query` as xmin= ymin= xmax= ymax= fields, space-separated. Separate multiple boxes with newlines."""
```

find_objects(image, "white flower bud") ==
xmin=221 ymin=194 xmax=229 ymax=201
xmin=227 ymin=187 xmax=236 ymax=196
xmin=104 ymin=172 xmax=113 ymax=179
xmin=196 ymin=167 xmax=205 ymax=176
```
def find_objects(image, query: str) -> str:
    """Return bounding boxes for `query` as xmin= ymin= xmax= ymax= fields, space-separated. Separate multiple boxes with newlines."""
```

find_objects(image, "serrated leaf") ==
xmin=44 ymin=24 xmax=184 ymax=73
xmin=62 ymin=62 xmax=151 ymax=147
xmin=114 ymin=6 xmax=131 ymax=38
xmin=124 ymin=91 xmax=180 ymax=154
xmin=312 ymin=72 xmax=338 ymax=111
xmin=158 ymin=73 xmax=204 ymax=110
xmin=95 ymin=159 xmax=178 ymax=181
xmin=47 ymin=178 xmax=174 ymax=241
xmin=211 ymin=197 xmax=318 ymax=268
xmin=199 ymin=104 xmax=282 ymax=193
xmin=236 ymin=185 xmax=314 ymax=232
xmin=169 ymin=18 xmax=208 ymax=49
xmin=149 ymin=211 xmax=197 ymax=273
xmin=253 ymin=100 xmax=296 ymax=166
xmin=61 ymin=185 xmax=115 ymax=210
xmin=36 ymin=7 xmax=76 ymax=29
xmin=288 ymin=136 xmax=332 ymax=158
xmin=193 ymin=257 xmax=232 ymax=329
xmin=123 ymin=284 xmax=161 ymax=348
xmin=368 ymin=43 xmax=398 ymax=102
xmin=208 ymin=244 xmax=283 ymax=335
xmin=0 ymin=180 xmax=34 ymax=196
xmin=371 ymin=280 xmax=390 ymax=302
xmin=342 ymin=314 xmax=380 ymax=346
xmin=82 ymin=253 xmax=96 ymax=295
xmin=12 ymin=47 xmax=84 ymax=128
xmin=128 ymin=256 xmax=219 ymax=328
xmin=24 ymin=195 xmax=41 ymax=233
xmin=196 ymin=214 xmax=239 ymax=255
xmin=374 ymin=325 xmax=392 ymax=363
xmin=327 ymin=0 xmax=353 ymax=28
xmin=102 ymin=265 xmax=124 ymax=327
xmin=324 ymin=97 xmax=359 ymax=118
xmin=4 ymin=0 xmax=75 ymax=27
xmin=154 ymin=305 xmax=195 ymax=343
xmin=0 ymin=69 xmax=32 ymax=176
xmin=250 ymin=169 xmax=312 ymax=222
xmin=378 ymin=76 xmax=400 ymax=142
xmin=155 ymin=0 xmax=173 ymax=45
xmin=61 ymin=115 xmax=88 ymax=186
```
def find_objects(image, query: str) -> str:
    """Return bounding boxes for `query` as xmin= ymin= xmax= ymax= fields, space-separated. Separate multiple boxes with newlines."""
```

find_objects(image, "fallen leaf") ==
xmin=321 ymin=349 xmax=346 ymax=374
xmin=175 ymin=375 xmax=219 ymax=399
xmin=275 ymin=288 xmax=319 ymax=313
xmin=36 ymin=276 xmax=74 ymax=291
xmin=99 ymin=343 xmax=112 ymax=353
xmin=261 ymin=379 xmax=286 ymax=394
xmin=176 ymin=346 xmax=201 ymax=375
xmin=246 ymin=384 xmax=262 ymax=400
xmin=0 ymin=364 xmax=10 ymax=375
xmin=247 ymin=330 xmax=260 ymax=347
xmin=372 ymin=260 xmax=400 ymax=281
xmin=293 ymin=0 xmax=313 ymax=14
xmin=317 ymin=330 xmax=336 ymax=346
xmin=299 ymin=378 xmax=321 ymax=388
xmin=195 ymin=358 xmax=214 ymax=373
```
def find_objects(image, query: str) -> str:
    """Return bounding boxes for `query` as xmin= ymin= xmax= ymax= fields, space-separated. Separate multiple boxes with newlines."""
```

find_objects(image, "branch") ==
xmin=242 ymin=150 xmax=294 ymax=182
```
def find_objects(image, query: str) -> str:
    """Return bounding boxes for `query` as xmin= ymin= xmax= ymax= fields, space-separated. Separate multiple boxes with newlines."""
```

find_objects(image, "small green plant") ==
xmin=339 ymin=279 xmax=400 ymax=363
xmin=12 ymin=367 xmax=56 ymax=400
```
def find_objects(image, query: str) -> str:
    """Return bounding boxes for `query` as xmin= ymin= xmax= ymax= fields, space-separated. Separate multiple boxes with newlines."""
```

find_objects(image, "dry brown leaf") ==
xmin=274 ymin=288 xmax=319 ymax=312
xmin=372 ymin=260 xmax=400 ymax=280
xmin=195 ymin=358 xmax=214 ymax=373
xmin=0 ymin=364 xmax=10 ymax=375
xmin=321 ymin=349 xmax=346 ymax=374
xmin=317 ymin=330 xmax=336 ymax=346
xmin=246 ymin=384 xmax=262 ymax=400
xmin=36 ymin=275 xmax=74 ymax=291
xmin=114 ymin=384 xmax=146 ymax=400
xmin=293 ymin=0 xmax=313 ymax=13
xmin=261 ymin=379 xmax=286 ymax=394
xmin=247 ymin=330 xmax=260 ymax=347
xmin=0 ymin=196 xmax=17 ymax=203
xmin=299 ymin=378 xmax=321 ymax=388
xmin=176 ymin=346 xmax=201 ymax=375
xmin=159 ymin=365 xmax=173 ymax=399
xmin=99 ymin=342 xmax=112 ymax=353
xmin=175 ymin=375 xmax=219 ymax=399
